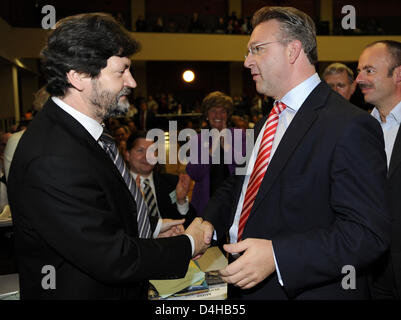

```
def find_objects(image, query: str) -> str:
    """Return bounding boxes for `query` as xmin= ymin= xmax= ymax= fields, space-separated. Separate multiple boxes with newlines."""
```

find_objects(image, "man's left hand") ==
xmin=219 ymin=239 xmax=276 ymax=289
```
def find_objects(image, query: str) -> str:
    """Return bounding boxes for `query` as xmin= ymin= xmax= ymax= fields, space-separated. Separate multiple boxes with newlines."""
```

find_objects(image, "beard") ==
xmin=90 ymin=80 xmax=132 ymax=120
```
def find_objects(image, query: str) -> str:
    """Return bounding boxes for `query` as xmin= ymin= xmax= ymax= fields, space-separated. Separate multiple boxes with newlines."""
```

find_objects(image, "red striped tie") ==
xmin=237 ymin=101 xmax=287 ymax=241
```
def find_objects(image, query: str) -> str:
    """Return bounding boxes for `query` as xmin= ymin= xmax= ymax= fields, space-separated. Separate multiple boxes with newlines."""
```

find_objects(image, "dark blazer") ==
xmin=152 ymin=171 xmax=197 ymax=228
xmin=7 ymin=99 xmax=192 ymax=300
xmin=202 ymin=82 xmax=390 ymax=300
xmin=372 ymin=125 xmax=401 ymax=299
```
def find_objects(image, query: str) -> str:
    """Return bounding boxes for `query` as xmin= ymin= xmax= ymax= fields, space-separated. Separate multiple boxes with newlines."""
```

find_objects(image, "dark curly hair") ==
xmin=41 ymin=13 xmax=140 ymax=97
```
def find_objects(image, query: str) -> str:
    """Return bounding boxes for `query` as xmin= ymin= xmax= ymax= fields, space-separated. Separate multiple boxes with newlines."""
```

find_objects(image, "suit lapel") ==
xmin=388 ymin=126 xmax=401 ymax=178
xmin=44 ymin=99 xmax=131 ymax=197
xmin=250 ymin=82 xmax=328 ymax=216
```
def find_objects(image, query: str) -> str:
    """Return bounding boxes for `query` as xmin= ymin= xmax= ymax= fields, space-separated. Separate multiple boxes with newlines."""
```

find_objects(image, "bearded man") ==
xmin=7 ymin=13 xmax=212 ymax=300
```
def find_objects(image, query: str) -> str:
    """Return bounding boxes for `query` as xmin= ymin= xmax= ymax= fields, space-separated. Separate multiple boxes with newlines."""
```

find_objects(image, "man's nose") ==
xmin=125 ymin=71 xmax=137 ymax=88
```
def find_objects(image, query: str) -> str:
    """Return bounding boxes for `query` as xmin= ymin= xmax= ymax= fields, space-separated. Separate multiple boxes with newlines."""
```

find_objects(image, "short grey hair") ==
xmin=251 ymin=6 xmax=317 ymax=65
xmin=323 ymin=63 xmax=354 ymax=83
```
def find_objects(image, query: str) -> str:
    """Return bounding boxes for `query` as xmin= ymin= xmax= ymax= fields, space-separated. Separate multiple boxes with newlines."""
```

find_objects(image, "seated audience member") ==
xmin=241 ymin=17 xmax=251 ymax=34
xmin=153 ymin=17 xmax=164 ymax=32
xmin=106 ymin=117 xmax=120 ymax=133
xmin=125 ymin=131 xmax=196 ymax=228
xmin=114 ymin=125 xmax=131 ymax=154
xmin=135 ymin=15 xmax=147 ymax=32
xmin=323 ymin=62 xmax=356 ymax=100
xmin=134 ymin=98 xmax=156 ymax=131
xmin=126 ymin=100 xmax=138 ymax=118
xmin=188 ymin=12 xmax=204 ymax=33
xmin=215 ymin=17 xmax=226 ymax=34
xmin=126 ymin=119 xmax=137 ymax=133
xmin=147 ymin=95 xmax=159 ymax=113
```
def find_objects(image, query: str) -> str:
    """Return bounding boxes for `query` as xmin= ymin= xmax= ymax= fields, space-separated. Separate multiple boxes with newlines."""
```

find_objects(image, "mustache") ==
xmin=117 ymin=87 xmax=132 ymax=99
xmin=358 ymin=83 xmax=374 ymax=90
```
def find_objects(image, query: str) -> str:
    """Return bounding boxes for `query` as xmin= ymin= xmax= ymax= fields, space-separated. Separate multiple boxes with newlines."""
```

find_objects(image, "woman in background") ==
xmin=186 ymin=91 xmax=246 ymax=221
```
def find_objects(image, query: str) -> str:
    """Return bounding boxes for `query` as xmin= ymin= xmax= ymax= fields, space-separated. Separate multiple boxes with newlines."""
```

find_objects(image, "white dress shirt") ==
xmin=52 ymin=97 xmax=103 ymax=140
xmin=228 ymin=73 xmax=321 ymax=285
xmin=371 ymin=101 xmax=401 ymax=168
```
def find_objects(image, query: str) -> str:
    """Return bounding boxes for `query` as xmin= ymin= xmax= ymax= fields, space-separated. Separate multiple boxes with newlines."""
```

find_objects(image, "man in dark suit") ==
xmin=125 ymin=131 xmax=197 ymax=229
xmin=7 ymin=13 xmax=212 ymax=300
xmin=201 ymin=6 xmax=390 ymax=299
xmin=356 ymin=40 xmax=401 ymax=299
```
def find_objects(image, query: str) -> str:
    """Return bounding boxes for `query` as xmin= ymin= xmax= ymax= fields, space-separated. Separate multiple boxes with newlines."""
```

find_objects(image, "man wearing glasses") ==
xmin=201 ymin=6 xmax=390 ymax=299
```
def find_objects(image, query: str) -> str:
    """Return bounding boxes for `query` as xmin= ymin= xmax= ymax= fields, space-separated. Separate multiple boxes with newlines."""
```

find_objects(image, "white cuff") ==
xmin=272 ymin=243 xmax=284 ymax=286
xmin=185 ymin=234 xmax=195 ymax=256
xmin=176 ymin=199 xmax=189 ymax=215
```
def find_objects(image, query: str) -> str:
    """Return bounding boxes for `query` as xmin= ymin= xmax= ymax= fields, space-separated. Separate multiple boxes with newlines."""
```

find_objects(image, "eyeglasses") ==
xmin=245 ymin=41 xmax=282 ymax=59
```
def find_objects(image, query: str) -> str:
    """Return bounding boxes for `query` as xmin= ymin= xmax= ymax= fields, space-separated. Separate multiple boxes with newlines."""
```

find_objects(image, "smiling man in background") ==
xmin=356 ymin=40 xmax=401 ymax=299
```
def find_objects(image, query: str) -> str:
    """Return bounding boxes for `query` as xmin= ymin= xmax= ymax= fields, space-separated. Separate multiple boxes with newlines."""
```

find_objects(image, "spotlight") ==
xmin=182 ymin=70 xmax=195 ymax=83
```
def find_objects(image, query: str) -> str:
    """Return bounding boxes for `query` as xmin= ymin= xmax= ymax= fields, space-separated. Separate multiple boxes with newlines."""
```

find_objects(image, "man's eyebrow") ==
xmin=247 ymin=41 xmax=261 ymax=47
xmin=363 ymin=65 xmax=375 ymax=70
xmin=356 ymin=65 xmax=375 ymax=72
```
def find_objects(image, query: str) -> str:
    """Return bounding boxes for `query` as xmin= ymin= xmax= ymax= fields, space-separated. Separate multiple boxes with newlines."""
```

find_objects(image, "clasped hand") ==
xmin=184 ymin=217 xmax=214 ymax=259
xmin=158 ymin=219 xmax=185 ymax=238
xmin=219 ymin=238 xmax=276 ymax=289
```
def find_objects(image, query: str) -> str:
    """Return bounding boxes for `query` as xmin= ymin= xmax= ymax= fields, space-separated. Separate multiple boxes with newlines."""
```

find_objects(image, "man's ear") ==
xmin=66 ymin=70 xmax=90 ymax=91
xmin=288 ymin=40 xmax=302 ymax=64
xmin=394 ymin=65 xmax=401 ymax=84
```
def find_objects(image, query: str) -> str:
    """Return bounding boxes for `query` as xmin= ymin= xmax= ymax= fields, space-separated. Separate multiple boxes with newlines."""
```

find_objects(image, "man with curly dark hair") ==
xmin=8 ymin=13 xmax=212 ymax=300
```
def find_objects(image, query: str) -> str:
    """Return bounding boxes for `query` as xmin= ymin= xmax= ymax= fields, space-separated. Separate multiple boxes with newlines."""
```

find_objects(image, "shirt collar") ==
xmin=130 ymin=171 xmax=153 ymax=184
xmin=278 ymin=73 xmax=321 ymax=112
xmin=52 ymin=97 xmax=103 ymax=141
xmin=371 ymin=100 xmax=401 ymax=124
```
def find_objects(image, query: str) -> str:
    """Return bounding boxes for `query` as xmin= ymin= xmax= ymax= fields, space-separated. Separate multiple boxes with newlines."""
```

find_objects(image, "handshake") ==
xmin=159 ymin=217 xmax=214 ymax=259
xmin=185 ymin=217 xmax=214 ymax=259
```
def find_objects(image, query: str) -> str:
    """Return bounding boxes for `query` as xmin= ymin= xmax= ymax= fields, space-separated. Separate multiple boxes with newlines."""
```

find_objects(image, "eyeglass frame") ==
xmin=244 ymin=40 xmax=285 ymax=59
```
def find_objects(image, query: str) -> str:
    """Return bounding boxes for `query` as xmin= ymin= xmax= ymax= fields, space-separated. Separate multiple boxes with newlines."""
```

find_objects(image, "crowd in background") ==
xmin=128 ymin=11 xmax=394 ymax=36
xmin=134 ymin=11 xmax=252 ymax=35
